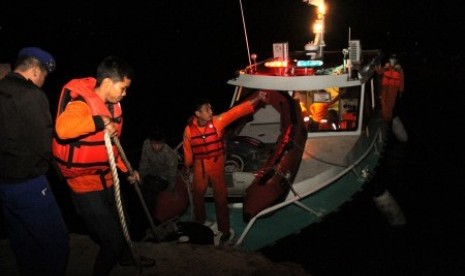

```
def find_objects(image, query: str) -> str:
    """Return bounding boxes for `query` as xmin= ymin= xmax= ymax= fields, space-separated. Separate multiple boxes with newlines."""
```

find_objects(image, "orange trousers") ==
xmin=380 ymin=85 xmax=400 ymax=123
xmin=191 ymin=156 xmax=230 ymax=234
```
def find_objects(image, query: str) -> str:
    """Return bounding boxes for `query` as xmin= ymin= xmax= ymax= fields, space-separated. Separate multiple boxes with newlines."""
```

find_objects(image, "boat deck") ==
xmin=295 ymin=135 xmax=359 ymax=183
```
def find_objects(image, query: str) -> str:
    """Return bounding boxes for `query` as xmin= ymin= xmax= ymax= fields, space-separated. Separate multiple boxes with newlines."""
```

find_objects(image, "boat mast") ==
xmin=303 ymin=0 xmax=326 ymax=59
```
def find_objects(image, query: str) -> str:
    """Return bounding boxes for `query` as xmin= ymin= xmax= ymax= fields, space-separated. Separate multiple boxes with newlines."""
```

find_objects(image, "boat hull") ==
xmin=237 ymin=114 xmax=387 ymax=251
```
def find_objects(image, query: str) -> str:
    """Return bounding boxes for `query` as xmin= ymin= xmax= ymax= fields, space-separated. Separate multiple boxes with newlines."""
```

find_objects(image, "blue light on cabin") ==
xmin=296 ymin=60 xmax=323 ymax=67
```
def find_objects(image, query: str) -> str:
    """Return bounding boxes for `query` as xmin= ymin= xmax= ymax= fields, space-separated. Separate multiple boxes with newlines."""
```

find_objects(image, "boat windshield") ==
xmin=232 ymin=76 xmax=378 ymax=136
xmin=293 ymin=87 xmax=360 ymax=132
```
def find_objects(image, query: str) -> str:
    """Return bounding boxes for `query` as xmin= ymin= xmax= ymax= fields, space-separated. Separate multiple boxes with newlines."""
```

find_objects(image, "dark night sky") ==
xmin=1 ymin=2 xmax=464 ymax=275
xmin=1 ymin=1 xmax=460 ymax=76
xmin=1 ymin=0 xmax=462 ymax=147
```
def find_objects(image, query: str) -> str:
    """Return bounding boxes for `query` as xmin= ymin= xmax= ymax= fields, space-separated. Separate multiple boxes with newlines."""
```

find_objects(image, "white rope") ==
xmin=111 ymin=135 xmax=161 ymax=240
xmin=103 ymin=131 xmax=141 ymax=268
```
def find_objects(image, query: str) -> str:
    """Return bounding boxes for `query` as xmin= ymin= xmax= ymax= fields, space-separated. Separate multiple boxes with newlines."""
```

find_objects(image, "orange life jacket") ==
xmin=381 ymin=68 xmax=402 ymax=87
xmin=188 ymin=120 xmax=224 ymax=160
xmin=52 ymin=77 xmax=123 ymax=178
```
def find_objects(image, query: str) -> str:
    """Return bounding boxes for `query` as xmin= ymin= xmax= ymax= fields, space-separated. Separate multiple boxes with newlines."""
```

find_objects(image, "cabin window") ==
xmin=292 ymin=87 xmax=361 ymax=132
xmin=339 ymin=87 xmax=360 ymax=130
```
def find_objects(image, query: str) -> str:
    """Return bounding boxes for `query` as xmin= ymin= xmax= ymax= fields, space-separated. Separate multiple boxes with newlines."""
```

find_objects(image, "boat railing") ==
xmin=235 ymin=126 xmax=384 ymax=247
xmin=243 ymin=50 xmax=348 ymax=77
xmin=242 ymin=49 xmax=381 ymax=79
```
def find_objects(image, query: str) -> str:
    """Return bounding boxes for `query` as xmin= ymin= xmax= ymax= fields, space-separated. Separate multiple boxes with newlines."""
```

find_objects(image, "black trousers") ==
xmin=71 ymin=187 xmax=132 ymax=276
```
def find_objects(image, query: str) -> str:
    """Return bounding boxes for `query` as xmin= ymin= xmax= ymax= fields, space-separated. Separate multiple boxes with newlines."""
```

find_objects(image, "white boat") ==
xmin=151 ymin=0 xmax=405 ymax=251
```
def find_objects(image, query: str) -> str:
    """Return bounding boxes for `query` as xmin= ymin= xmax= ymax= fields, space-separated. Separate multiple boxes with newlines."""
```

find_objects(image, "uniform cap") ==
xmin=18 ymin=47 xmax=56 ymax=73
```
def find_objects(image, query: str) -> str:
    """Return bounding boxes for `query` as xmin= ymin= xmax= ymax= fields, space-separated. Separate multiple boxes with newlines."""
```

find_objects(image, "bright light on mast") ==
xmin=304 ymin=0 xmax=326 ymax=59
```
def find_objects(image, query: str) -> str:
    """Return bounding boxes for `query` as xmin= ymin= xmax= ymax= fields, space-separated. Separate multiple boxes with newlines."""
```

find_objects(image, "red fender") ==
xmin=152 ymin=173 xmax=189 ymax=225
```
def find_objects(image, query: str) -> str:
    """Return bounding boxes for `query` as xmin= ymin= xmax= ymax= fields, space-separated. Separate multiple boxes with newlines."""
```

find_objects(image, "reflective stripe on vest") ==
xmin=189 ymin=121 xmax=224 ymax=160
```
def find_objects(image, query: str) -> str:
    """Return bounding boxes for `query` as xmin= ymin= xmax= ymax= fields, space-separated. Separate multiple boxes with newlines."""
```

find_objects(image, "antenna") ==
xmin=239 ymin=0 xmax=252 ymax=67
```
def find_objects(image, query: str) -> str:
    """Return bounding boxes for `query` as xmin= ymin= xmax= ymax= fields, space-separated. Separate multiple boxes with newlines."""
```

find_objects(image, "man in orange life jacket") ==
xmin=309 ymin=92 xmax=340 ymax=131
xmin=376 ymin=54 xmax=405 ymax=123
xmin=53 ymin=56 xmax=154 ymax=275
xmin=183 ymin=90 xmax=267 ymax=244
